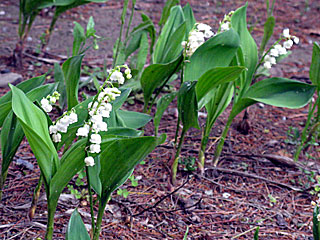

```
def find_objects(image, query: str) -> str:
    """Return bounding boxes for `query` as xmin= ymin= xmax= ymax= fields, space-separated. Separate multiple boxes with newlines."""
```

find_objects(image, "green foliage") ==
xmin=310 ymin=42 xmax=320 ymax=87
xmin=66 ymin=209 xmax=91 ymax=240
xmin=314 ymin=205 xmax=320 ymax=240
xmin=153 ymin=6 xmax=185 ymax=64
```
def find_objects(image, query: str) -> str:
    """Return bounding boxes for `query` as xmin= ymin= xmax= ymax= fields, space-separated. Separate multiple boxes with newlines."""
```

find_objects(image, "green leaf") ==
xmin=259 ymin=16 xmax=275 ymax=55
xmin=50 ymin=139 xmax=87 ymax=204
xmin=182 ymin=3 xmax=196 ymax=38
xmin=196 ymin=66 xmax=246 ymax=109
xmin=231 ymin=4 xmax=258 ymax=93
xmin=104 ymin=127 xmax=143 ymax=137
xmin=310 ymin=42 xmax=320 ymax=86
xmin=99 ymin=135 xmax=166 ymax=200
xmin=66 ymin=209 xmax=91 ymax=240
xmin=116 ymin=110 xmax=152 ymax=129
xmin=1 ymin=83 xmax=56 ymax=182
xmin=88 ymin=155 xmax=102 ymax=196
xmin=125 ymin=13 xmax=155 ymax=58
xmin=1 ymin=112 xmax=24 ymax=177
xmin=86 ymin=16 xmax=95 ymax=38
xmin=141 ymin=55 xmax=183 ymax=107
xmin=10 ymin=85 xmax=59 ymax=184
xmin=158 ymin=0 xmax=180 ymax=28
xmin=230 ymin=78 xmax=316 ymax=120
xmin=184 ymin=29 xmax=240 ymax=82
xmin=62 ymin=55 xmax=84 ymax=110
xmin=72 ymin=22 xmax=85 ymax=56
xmin=153 ymin=5 xmax=185 ymax=64
xmin=0 ymin=74 xmax=45 ymax=126
xmin=136 ymin=32 xmax=149 ymax=72
xmin=54 ymin=62 xmax=67 ymax=109
xmin=113 ymin=88 xmax=131 ymax=110
xmin=154 ymin=92 xmax=177 ymax=135
xmin=178 ymin=81 xmax=199 ymax=130
xmin=205 ymin=82 xmax=234 ymax=131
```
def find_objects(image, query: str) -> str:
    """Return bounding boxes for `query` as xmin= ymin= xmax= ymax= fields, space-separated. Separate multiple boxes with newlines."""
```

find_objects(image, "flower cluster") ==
xmin=41 ymin=91 xmax=60 ymax=113
xmin=219 ymin=11 xmax=234 ymax=33
xmin=263 ymin=28 xmax=299 ymax=69
xmin=49 ymin=110 xmax=78 ymax=143
xmin=108 ymin=65 xmax=132 ymax=85
xmin=77 ymin=66 xmax=129 ymax=167
xmin=181 ymin=23 xmax=214 ymax=57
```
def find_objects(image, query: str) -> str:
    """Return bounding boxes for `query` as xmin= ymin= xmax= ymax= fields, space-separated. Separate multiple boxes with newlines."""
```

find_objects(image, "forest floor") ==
xmin=0 ymin=0 xmax=320 ymax=239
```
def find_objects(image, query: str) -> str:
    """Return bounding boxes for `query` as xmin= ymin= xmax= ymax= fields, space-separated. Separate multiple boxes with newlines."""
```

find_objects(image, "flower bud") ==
xmin=84 ymin=156 xmax=95 ymax=167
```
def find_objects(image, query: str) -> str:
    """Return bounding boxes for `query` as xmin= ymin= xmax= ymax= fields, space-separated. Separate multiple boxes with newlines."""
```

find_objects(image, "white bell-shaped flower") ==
xmin=84 ymin=156 xmax=95 ymax=167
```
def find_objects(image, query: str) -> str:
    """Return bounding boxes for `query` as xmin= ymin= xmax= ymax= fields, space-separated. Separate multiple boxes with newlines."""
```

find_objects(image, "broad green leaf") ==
xmin=153 ymin=5 xmax=185 ymax=64
xmin=158 ymin=0 xmax=180 ymax=28
xmin=184 ymin=29 xmax=240 ymax=82
xmin=154 ymin=92 xmax=177 ymax=135
xmin=1 ymin=112 xmax=24 ymax=176
xmin=196 ymin=66 xmax=246 ymax=109
xmin=99 ymin=135 xmax=166 ymax=200
xmin=178 ymin=81 xmax=199 ymax=130
xmin=103 ymin=127 xmax=143 ymax=137
xmin=310 ymin=42 xmax=320 ymax=86
xmin=205 ymin=82 xmax=234 ymax=130
xmin=88 ymin=155 xmax=101 ymax=196
xmin=0 ymin=74 xmax=45 ymax=126
xmin=113 ymin=88 xmax=131 ymax=110
xmin=182 ymin=3 xmax=196 ymax=38
xmin=86 ymin=16 xmax=95 ymax=38
xmin=116 ymin=110 xmax=152 ymax=129
xmin=72 ymin=22 xmax=85 ymax=56
xmin=125 ymin=13 xmax=155 ymax=58
xmin=141 ymin=55 xmax=183 ymax=107
xmin=50 ymin=139 xmax=87 ymax=205
xmin=62 ymin=55 xmax=84 ymax=110
xmin=161 ymin=22 xmax=186 ymax=64
xmin=230 ymin=78 xmax=316 ymax=120
xmin=136 ymin=32 xmax=149 ymax=72
xmin=259 ymin=16 xmax=275 ymax=55
xmin=1 ymin=83 xmax=56 ymax=189
xmin=54 ymin=62 xmax=67 ymax=109
xmin=10 ymin=85 xmax=59 ymax=184
xmin=66 ymin=209 xmax=90 ymax=240
xmin=231 ymin=4 xmax=258 ymax=93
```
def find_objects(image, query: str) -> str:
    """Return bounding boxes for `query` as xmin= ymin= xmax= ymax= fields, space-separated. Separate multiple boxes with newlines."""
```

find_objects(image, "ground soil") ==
xmin=0 ymin=0 xmax=320 ymax=239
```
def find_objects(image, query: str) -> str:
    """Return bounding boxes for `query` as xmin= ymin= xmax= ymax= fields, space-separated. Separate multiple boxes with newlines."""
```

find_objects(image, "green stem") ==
xmin=29 ymin=175 xmax=43 ymax=220
xmin=85 ymin=166 xmax=96 ymax=233
xmin=45 ymin=201 xmax=57 ymax=240
xmin=171 ymin=128 xmax=186 ymax=185
xmin=294 ymin=98 xmax=318 ymax=161
xmin=213 ymin=116 xmax=233 ymax=167
xmin=113 ymin=9 xmax=126 ymax=68
xmin=0 ymin=170 xmax=8 ymax=201
xmin=173 ymin=115 xmax=181 ymax=148
xmin=93 ymin=197 xmax=109 ymax=240
xmin=124 ymin=3 xmax=135 ymax=41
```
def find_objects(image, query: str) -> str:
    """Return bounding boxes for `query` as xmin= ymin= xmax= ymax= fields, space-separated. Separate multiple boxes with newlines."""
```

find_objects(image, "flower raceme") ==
xmin=263 ymin=28 xmax=299 ymax=69
xmin=181 ymin=23 xmax=214 ymax=57
xmin=40 ymin=91 xmax=60 ymax=113
xmin=50 ymin=109 xmax=78 ymax=143
xmin=75 ymin=65 xmax=130 ymax=167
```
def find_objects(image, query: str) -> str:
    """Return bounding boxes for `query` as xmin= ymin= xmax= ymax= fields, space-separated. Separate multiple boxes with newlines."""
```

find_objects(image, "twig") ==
xmin=231 ymin=226 xmax=261 ymax=239
xmin=157 ymin=198 xmax=202 ymax=214
xmin=132 ymin=176 xmax=190 ymax=217
xmin=206 ymin=167 xmax=303 ymax=192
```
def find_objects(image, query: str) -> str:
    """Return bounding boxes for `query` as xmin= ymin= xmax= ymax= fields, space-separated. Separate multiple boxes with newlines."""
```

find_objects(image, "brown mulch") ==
xmin=0 ymin=0 xmax=320 ymax=239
